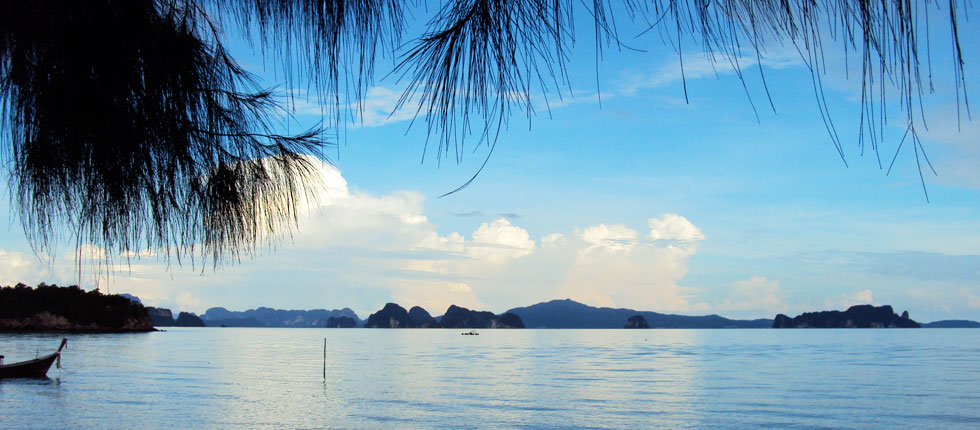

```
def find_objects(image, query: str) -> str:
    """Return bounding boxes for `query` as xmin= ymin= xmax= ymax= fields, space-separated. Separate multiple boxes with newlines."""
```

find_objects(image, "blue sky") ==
xmin=1 ymin=3 xmax=978 ymax=322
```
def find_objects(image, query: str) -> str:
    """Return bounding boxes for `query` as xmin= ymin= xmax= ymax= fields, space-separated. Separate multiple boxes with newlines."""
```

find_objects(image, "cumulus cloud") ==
xmin=557 ymin=215 xmax=708 ymax=312
xmin=541 ymin=233 xmax=566 ymax=248
xmin=715 ymin=276 xmax=783 ymax=313
xmin=561 ymin=239 xmax=698 ymax=311
xmin=827 ymin=289 xmax=875 ymax=309
xmin=72 ymin=244 xmax=108 ymax=262
xmin=0 ymin=249 xmax=75 ymax=288
xmin=579 ymin=224 xmax=638 ymax=253
xmin=0 ymin=249 xmax=36 ymax=286
xmin=175 ymin=292 xmax=202 ymax=313
xmin=468 ymin=218 xmax=536 ymax=263
xmin=253 ymin=161 xmax=538 ymax=312
xmin=44 ymin=161 xmax=711 ymax=317
xmin=647 ymin=214 xmax=705 ymax=242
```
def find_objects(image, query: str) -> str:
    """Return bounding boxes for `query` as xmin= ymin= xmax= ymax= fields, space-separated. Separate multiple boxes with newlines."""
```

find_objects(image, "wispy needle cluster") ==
xmin=1 ymin=0 xmax=970 ymax=269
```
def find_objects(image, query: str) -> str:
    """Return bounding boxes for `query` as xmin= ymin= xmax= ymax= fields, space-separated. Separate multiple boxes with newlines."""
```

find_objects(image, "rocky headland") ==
xmin=146 ymin=307 xmax=175 ymax=327
xmin=176 ymin=312 xmax=206 ymax=327
xmin=408 ymin=306 xmax=440 ymax=328
xmin=364 ymin=303 xmax=525 ymax=328
xmin=772 ymin=305 xmax=920 ymax=328
xmin=326 ymin=316 xmax=358 ymax=328
xmin=440 ymin=305 xmax=524 ymax=329
xmin=0 ymin=283 xmax=154 ymax=332
xmin=364 ymin=303 xmax=415 ymax=328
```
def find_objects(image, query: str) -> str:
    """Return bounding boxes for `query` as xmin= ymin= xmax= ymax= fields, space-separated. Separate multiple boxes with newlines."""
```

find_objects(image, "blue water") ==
xmin=1 ymin=328 xmax=978 ymax=429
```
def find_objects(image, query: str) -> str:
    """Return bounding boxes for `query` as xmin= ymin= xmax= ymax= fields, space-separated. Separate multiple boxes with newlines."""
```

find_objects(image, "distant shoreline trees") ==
xmin=0 ymin=283 xmax=155 ymax=332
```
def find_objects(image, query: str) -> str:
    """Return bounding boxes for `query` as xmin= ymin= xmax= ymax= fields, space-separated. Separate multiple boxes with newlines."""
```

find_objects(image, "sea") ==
xmin=1 ymin=328 xmax=978 ymax=429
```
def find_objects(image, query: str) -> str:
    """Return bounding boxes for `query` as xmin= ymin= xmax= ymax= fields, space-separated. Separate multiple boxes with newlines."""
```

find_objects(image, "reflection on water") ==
xmin=2 ymin=329 xmax=979 ymax=429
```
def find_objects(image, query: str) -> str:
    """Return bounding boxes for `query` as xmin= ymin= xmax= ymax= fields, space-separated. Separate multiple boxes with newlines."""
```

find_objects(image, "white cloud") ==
xmin=0 ymin=249 xmax=36 ymax=287
xmin=967 ymin=294 xmax=980 ymax=310
xmin=32 ymin=161 xmax=711 ymax=317
xmin=852 ymin=289 xmax=874 ymax=304
xmin=541 ymin=233 xmax=566 ymax=248
xmin=283 ymin=87 xmax=418 ymax=128
xmin=561 ymin=240 xmax=697 ymax=311
xmin=175 ymin=292 xmax=202 ymax=313
xmin=391 ymin=280 xmax=487 ymax=315
xmin=355 ymin=86 xmax=419 ymax=128
xmin=579 ymin=224 xmax=638 ymax=253
xmin=558 ymin=215 xmax=709 ymax=312
xmin=467 ymin=218 xmax=536 ymax=264
xmin=283 ymin=89 xmax=332 ymax=117
xmin=715 ymin=276 xmax=783 ymax=312
xmin=647 ymin=213 xmax=705 ymax=242
xmin=72 ymin=244 xmax=108 ymax=262
xmin=120 ymin=249 xmax=156 ymax=259
xmin=617 ymin=48 xmax=801 ymax=96
xmin=0 ymin=249 xmax=74 ymax=288
xmin=828 ymin=289 xmax=875 ymax=309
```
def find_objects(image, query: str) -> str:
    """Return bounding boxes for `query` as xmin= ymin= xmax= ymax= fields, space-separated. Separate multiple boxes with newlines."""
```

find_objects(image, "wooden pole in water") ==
xmin=322 ymin=338 xmax=326 ymax=381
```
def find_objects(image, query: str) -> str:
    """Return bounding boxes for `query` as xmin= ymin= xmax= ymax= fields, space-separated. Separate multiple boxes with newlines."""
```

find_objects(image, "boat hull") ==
xmin=0 ymin=352 xmax=59 ymax=378
xmin=0 ymin=338 xmax=66 ymax=379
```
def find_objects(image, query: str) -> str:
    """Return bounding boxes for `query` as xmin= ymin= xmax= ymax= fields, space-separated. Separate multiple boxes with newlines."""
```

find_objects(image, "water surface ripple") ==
xmin=1 ymin=329 xmax=977 ymax=429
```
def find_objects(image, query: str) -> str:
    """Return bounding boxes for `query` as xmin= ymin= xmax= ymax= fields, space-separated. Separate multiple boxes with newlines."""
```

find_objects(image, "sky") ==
xmin=1 ymin=3 xmax=979 ymax=322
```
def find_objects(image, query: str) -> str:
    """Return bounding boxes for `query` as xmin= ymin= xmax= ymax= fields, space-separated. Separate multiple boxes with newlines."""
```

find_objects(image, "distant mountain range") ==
xmin=119 ymin=293 xmax=979 ymax=329
xmin=201 ymin=307 xmax=362 ymax=328
xmin=506 ymin=299 xmax=773 ymax=328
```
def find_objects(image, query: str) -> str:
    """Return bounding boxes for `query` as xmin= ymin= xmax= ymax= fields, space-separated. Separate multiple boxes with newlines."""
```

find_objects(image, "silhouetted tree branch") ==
xmin=1 ymin=0 xmax=971 ymax=270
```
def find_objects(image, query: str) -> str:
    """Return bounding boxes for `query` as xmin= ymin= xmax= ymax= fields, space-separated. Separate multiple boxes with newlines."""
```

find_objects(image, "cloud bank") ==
xmin=0 ymin=161 xmax=711 ymax=316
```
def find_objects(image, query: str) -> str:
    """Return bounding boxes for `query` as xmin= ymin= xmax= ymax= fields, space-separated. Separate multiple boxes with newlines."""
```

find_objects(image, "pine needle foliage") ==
xmin=392 ymin=0 xmax=969 ymax=195
xmin=0 ymin=0 xmax=972 ymax=269
xmin=1 ymin=1 xmax=325 ymax=267
xmin=208 ymin=0 xmax=407 ymax=121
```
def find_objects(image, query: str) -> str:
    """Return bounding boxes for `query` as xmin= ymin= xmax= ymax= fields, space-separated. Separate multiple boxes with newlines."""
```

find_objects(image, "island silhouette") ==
xmin=4 ymin=283 xmax=979 ymax=332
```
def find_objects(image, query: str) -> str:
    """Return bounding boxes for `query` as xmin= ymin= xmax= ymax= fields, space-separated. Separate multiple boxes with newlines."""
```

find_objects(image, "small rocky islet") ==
xmin=326 ymin=316 xmax=357 ymax=328
xmin=772 ymin=305 xmax=920 ymax=328
xmin=624 ymin=315 xmax=650 ymax=329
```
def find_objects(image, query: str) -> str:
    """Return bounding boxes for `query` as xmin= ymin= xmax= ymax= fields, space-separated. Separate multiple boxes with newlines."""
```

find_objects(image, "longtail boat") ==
xmin=0 ymin=338 xmax=68 ymax=379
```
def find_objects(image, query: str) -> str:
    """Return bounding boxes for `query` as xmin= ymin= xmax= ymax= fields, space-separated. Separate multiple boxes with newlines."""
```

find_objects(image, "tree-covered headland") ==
xmin=0 ymin=283 xmax=155 ymax=332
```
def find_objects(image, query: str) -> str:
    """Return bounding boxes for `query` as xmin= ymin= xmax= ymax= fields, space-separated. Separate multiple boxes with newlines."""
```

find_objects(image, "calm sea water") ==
xmin=1 ymin=328 xmax=978 ymax=429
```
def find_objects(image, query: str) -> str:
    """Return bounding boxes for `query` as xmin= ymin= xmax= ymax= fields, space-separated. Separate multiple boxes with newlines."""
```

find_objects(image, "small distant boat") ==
xmin=461 ymin=330 xmax=479 ymax=336
xmin=0 ymin=338 xmax=68 ymax=379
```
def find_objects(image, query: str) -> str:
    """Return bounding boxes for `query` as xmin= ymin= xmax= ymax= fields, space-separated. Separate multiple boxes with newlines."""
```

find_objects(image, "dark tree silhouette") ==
xmin=0 ymin=282 xmax=154 ymax=331
xmin=1 ymin=1 xmax=325 ymax=267
xmin=1 ymin=1 xmax=971 ymax=267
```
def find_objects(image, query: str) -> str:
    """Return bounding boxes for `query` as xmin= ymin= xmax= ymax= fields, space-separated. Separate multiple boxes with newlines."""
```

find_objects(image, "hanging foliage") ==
xmin=1 ymin=1 xmax=325 ymax=267
xmin=0 ymin=0 xmax=971 ymax=268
